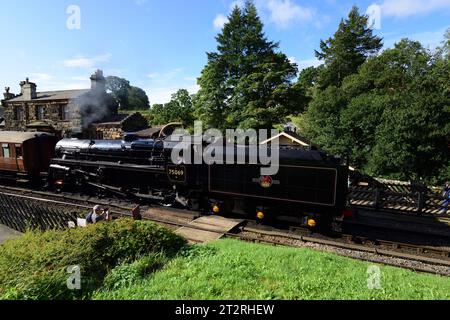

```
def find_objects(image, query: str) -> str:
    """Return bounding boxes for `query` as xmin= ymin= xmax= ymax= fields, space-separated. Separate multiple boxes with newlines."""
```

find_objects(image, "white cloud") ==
xmin=384 ymin=27 xmax=449 ymax=50
xmin=147 ymin=68 xmax=183 ymax=81
xmin=147 ymin=84 xmax=200 ymax=105
xmin=57 ymin=82 xmax=90 ymax=90
xmin=381 ymin=0 xmax=450 ymax=18
xmin=22 ymin=73 xmax=92 ymax=92
xmin=213 ymin=0 xmax=244 ymax=30
xmin=214 ymin=14 xmax=229 ymax=30
xmin=298 ymin=58 xmax=322 ymax=70
xmin=266 ymin=0 xmax=315 ymax=28
xmin=29 ymin=73 xmax=55 ymax=82
xmin=290 ymin=57 xmax=322 ymax=70
xmin=288 ymin=57 xmax=298 ymax=64
xmin=144 ymin=68 xmax=197 ymax=104
xmin=63 ymin=53 xmax=112 ymax=68
xmin=70 ymin=76 xmax=89 ymax=81
xmin=35 ymin=79 xmax=90 ymax=92
xmin=184 ymin=76 xmax=197 ymax=82
xmin=23 ymin=73 xmax=82 ymax=91
xmin=214 ymin=0 xmax=319 ymax=31
xmin=147 ymin=73 xmax=159 ymax=79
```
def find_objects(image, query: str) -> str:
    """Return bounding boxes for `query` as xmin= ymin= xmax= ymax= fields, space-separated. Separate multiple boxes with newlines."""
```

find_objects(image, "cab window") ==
xmin=2 ymin=144 xmax=11 ymax=158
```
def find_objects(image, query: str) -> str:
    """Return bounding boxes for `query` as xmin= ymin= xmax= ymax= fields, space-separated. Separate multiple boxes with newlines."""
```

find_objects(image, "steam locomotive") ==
xmin=46 ymin=134 xmax=349 ymax=229
xmin=0 ymin=130 xmax=349 ymax=229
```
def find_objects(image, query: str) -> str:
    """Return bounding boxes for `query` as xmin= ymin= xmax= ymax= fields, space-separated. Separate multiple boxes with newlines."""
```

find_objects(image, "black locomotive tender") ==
xmin=48 ymin=134 xmax=349 ymax=229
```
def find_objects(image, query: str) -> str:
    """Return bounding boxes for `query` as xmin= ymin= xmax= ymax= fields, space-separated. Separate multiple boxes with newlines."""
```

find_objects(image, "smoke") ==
xmin=66 ymin=88 xmax=116 ymax=134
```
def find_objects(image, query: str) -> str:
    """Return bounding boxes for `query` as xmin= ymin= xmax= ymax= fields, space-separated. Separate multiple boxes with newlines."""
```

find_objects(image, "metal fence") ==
xmin=0 ymin=193 xmax=82 ymax=233
xmin=349 ymin=180 xmax=450 ymax=218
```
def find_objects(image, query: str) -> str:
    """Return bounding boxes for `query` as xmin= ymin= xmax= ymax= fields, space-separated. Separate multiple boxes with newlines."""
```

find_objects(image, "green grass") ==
xmin=0 ymin=219 xmax=186 ymax=300
xmin=94 ymin=239 xmax=450 ymax=300
xmin=2 ymin=221 xmax=448 ymax=301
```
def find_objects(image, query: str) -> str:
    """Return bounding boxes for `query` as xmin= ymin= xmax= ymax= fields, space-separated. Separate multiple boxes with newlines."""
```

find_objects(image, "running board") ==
xmin=86 ymin=181 xmax=167 ymax=203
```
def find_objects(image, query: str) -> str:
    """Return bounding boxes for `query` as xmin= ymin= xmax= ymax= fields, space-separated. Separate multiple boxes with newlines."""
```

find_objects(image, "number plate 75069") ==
xmin=167 ymin=165 xmax=186 ymax=182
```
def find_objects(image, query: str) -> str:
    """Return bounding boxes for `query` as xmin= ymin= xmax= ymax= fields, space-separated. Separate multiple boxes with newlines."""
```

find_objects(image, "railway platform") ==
xmin=142 ymin=207 xmax=246 ymax=243
xmin=176 ymin=216 xmax=246 ymax=244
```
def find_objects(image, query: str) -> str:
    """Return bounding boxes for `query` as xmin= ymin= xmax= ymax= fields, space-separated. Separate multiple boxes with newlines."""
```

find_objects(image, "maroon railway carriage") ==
xmin=0 ymin=131 xmax=57 ymax=182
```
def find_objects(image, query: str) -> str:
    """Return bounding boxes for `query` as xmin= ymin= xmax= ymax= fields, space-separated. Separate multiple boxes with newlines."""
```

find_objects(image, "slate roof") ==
xmin=0 ymin=131 xmax=52 ymax=144
xmin=91 ymin=114 xmax=130 ymax=126
xmin=5 ymin=89 xmax=90 ymax=102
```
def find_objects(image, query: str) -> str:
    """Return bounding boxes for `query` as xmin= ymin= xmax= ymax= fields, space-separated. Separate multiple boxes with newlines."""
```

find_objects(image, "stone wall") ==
xmin=84 ymin=113 xmax=149 ymax=140
xmin=89 ymin=124 xmax=124 ymax=140
xmin=2 ymin=100 xmax=79 ymax=136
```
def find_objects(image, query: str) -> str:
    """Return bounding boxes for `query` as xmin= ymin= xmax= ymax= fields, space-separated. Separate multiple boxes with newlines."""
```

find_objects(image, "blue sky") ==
xmin=0 ymin=0 xmax=448 ymax=104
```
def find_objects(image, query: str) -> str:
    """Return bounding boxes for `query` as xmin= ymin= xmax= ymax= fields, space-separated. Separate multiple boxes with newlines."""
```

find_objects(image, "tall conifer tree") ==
xmin=315 ymin=6 xmax=383 ymax=88
xmin=194 ymin=1 xmax=305 ymax=130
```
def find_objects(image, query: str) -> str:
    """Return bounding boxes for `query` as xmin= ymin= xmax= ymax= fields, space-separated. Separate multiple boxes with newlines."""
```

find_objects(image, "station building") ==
xmin=1 ymin=70 xmax=148 ymax=139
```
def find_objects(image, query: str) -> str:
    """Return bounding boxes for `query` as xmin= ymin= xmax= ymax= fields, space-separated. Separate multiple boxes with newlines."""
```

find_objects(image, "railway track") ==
xmin=0 ymin=185 xmax=449 ymax=276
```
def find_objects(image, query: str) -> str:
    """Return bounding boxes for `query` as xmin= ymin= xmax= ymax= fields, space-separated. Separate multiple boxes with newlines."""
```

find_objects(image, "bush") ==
xmin=0 ymin=219 xmax=187 ymax=300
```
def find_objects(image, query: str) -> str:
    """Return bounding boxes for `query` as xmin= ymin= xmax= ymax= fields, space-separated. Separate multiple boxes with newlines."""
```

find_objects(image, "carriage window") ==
xmin=2 ymin=144 xmax=11 ymax=158
xmin=15 ymin=145 xmax=23 ymax=159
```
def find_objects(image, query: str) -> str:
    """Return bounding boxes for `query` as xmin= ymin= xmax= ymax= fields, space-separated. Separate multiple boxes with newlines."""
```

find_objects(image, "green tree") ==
xmin=194 ymin=1 xmax=305 ymax=130
xmin=367 ymin=41 xmax=450 ymax=183
xmin=341 ymin=39 xmax=450 ymax=183
xmin=300 ymin=6 xmax=383 ymax=162
xmin=106 ymin=76 xmax=131 ymax=108
xmin=150 ymin=89 xmax=194 ymax=126
xmin=302 ymin=85 xmax=347 ymax=156
xmin=315 ymin=6 xmax=383 ymax=88
xmin=297 ymin=66 xmax=321 ymax=92
xmin=149 ymin=104 xmax=165 ymax=125
xmin=128 ymin=86 xmax=150 ymax=110
xmin=303 ymin=34 xmax=450 ymax=183
xmin=339 ymin=93 xmax=396 ymax=168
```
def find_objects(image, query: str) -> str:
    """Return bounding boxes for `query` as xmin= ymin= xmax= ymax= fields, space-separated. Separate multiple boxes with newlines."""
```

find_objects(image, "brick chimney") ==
xmin=90 ymin=69 xmax=106 ymax=92
xmin=3 ymin=87 xmax=15 ymax=100
xmin=20 ymin=78 xmax=37 ymax=100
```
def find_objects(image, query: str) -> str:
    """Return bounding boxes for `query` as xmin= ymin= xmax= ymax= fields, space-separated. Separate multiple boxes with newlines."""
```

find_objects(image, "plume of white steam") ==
xmin=66 ymin=89 xmax=116 ymax=135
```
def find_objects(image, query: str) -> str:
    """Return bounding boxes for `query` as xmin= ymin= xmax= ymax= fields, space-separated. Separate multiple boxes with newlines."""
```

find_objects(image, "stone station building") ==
xmin=1 ymin=70 xmax=148 ymax=140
